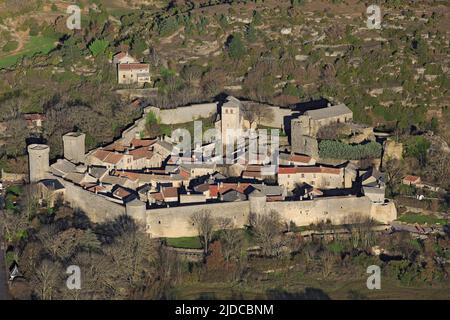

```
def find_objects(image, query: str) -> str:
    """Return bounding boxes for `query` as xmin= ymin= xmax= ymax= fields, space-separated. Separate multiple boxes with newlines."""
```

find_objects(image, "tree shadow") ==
xmin=265 ymin=287 xmax=331 ymax=300
xmin=93 ymin=214 xmax=138 ymax=244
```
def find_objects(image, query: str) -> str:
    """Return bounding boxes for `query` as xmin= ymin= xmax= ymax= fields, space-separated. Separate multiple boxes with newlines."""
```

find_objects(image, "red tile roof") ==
xmin=242 ymin=171 xmax=262 ymax=178
xmin=113 ymin=187 xmax=132 ymax=199
xmin=290 ymin=154 xmax=312 ymax=163
xmin=103 ymin=143 xmax=127 ymax=152
xmin=129 ymin=147 xmax=153 ymax=160
xmin=118 ymin=63 xmax=149 ymax=71
xmin=162 ymin=187 xmax=178 ymax=199
xmin=130 ymin=138 xmax=156 ymax=148
xmin=178 ymin=168 xmax=191 ymax=179
xmin=24 ymin=113 xmax=45 ymax=121
xmin=278 ymin=167 xmax=298 ymax=174
xmin=209 ymin=183 xmax=252 ymax=198
xmin=278 ymin=166 xmax=341 ymax=175
xmin=112 ymin=170 xmax=140 ymax=181
xmin=104 ymin=153 xmax=124 ymax=165
xmin=266 ymin=195 xmax=284 ymax=202
xmin=245 ymin=165 xmax=263 ymax=172
xmin=149 ymin=192 xmax=164 ymax=202
xmin=92 ymin=149 xmax=110 ymax=162
xmin=403 ymin=175 xmax=421 ymax=183
xmin=114 ymin=52 xmax=127 ymax=60
xmin=92 ymin=149 xmax=124 ymax=165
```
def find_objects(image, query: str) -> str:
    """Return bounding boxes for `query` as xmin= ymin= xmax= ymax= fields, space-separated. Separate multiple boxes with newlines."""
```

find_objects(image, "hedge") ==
xmin=319 ymin=140 xmax=382 ymax=160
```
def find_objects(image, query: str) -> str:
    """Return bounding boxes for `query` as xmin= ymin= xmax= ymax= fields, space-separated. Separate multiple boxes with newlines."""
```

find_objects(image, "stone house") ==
xmin=118 ymin=63 xmax=151 ymax=84
xmin=37 ymin=179 xmax=65 ymax=207
xmin=277 ymin=166 xmax=344 ymax=191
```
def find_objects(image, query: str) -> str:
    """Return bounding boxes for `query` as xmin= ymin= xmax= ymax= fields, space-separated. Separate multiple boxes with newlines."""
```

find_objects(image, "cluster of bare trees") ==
xmin=241 ymin=102 xmax=275 ymax=129
xmin=248 ymin=211 xmax=288 ymax=257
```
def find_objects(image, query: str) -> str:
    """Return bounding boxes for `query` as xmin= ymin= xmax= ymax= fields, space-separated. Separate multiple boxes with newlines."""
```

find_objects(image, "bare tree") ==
xmin=0 ymin=210 xmax=31 ymax=244
xmin=248 ymin=210 xmax=285 ymax=257
xmin=217 ymin=217 xmax=243 ymax=262
xmin=190 ymin=210 xmax=215 ymax=254
xmin=20 ymin=183 xmax=39 ymax=220
xmin=29 ymin=260 xmax=63 ymax=300
xmin=180 ymin=64 xmax=202 ymax=85
xmin=4 ymin=117 xmax=28 ymax=158
xmin=241 ymin=103 xmax=275 ymax=128
xmin=383 ymin=158 xmax=405 ymax=196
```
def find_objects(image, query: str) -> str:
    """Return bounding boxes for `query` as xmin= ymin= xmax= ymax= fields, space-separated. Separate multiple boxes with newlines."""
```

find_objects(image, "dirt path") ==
xmin=8 ymin=31 xmax=28 ymax=56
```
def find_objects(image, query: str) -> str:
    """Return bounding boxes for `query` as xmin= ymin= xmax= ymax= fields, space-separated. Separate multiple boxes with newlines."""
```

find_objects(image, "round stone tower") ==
xmin=126 ymin=198 xmax=147 ymax=224
xmin=63 ymin=132 xmax=86 ymax=164
xmin=28 ymin=144 xmax=50 ymax=183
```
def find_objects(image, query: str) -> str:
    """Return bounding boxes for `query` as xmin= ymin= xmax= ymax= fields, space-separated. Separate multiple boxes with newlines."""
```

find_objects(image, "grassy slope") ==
xmin=0 ymin=36 xmax=56 ymax=69
xmin=398 ymin=213 xmax=448 ymax=225
xmin=166 ymin=236 xmax=202 ymax=249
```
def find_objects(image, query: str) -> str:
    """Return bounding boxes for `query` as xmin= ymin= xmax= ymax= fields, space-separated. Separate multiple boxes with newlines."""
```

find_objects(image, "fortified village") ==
xmin=28 ymin=94 xmax=397 ymax=238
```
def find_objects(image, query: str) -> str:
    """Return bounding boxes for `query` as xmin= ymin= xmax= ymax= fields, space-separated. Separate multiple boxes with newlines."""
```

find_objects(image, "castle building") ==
xmin=291 ymin=103 xmax=353 ymax=158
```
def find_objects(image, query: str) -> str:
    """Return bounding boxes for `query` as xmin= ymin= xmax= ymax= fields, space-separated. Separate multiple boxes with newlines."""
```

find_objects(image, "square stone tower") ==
xmin=221 ymin=96 xmax=243 ymax=146
xmin=63 ymin=132 xmax=86 ymax=164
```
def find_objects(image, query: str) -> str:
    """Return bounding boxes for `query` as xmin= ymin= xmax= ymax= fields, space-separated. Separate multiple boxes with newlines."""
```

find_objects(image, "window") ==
xmin=301 ymin=174 xmax=305 ymax=178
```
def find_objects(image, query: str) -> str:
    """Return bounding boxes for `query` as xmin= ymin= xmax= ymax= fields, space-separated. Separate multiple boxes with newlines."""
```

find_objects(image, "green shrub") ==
xmin=88 ymin=39 xmax=109 ymax=57
xmin=405 ymin=136 xmax=430 ymax=166
xmin=2 ymin=41 xmax=19 ymax=52
xmin=227 ymin=34 xmax=246 ymax=60
xmin=319 ymin=140 xmax=382 ymax=160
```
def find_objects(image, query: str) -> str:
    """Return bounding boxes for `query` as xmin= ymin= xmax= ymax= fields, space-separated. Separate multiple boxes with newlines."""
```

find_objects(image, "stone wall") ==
xmin=58 ymin=178 xmax=396 ymax=238
xmin=148 ymin=103 xmax=218 ymax=125
xmin=59 ymin=178 xmax=126 ymax=222
xmin=146 ymin=201 xmax=250 ymax=238
xmin=291 ymin=135 xmax=319 ymax=158
xmin=269 ymin=196 xmax=396 ymax=226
